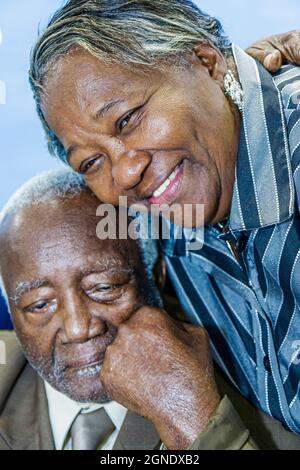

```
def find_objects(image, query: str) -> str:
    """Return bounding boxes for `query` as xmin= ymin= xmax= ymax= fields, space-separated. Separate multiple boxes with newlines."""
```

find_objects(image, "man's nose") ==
xmin=62 ymin=292 xmax=106 ymax=343
xmin=111 ymin=150 xmax=152 ymax=190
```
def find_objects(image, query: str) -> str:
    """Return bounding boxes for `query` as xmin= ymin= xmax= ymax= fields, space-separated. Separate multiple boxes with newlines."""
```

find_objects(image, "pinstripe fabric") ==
xmin=161 ymin=45 xmax=300 ymax=433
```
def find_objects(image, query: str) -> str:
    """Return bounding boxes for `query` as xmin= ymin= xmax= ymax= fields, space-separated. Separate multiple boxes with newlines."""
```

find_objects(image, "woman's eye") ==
xmin=118 ymin=109 xmax=136 ymax=132
xmin=79 ymin=155 xmax=103 ymax=175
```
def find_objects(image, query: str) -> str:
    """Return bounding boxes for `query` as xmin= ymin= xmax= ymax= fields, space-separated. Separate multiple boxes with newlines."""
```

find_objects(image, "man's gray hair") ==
xmin=0 ymin=169 xmax=88 ymax=306
xmin=0 ymin=168 xmax=162 ymax=310
xmin=29 ymin=0 xmax=231 ymax=165
xmin=0 ymin=169 xmax=88 ymax=225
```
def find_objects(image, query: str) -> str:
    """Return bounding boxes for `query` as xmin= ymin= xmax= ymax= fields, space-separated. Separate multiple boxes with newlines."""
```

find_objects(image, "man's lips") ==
xmin=66 ymin=354 xmax=105 ymax=371
xmin=148 ymin=161 xmax=185 ymax=206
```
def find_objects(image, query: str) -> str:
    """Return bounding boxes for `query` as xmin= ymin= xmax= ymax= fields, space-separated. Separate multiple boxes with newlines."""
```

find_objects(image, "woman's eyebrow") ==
xmin=95 ymin=89 xmax=151 ymax=121
xmin=94 ymin=98 xmax=127 ymax=120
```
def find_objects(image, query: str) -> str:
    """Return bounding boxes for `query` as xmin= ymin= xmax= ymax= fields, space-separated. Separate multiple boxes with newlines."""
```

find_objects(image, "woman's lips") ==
xmin=148 ymin=161 xmax=184 ymax=206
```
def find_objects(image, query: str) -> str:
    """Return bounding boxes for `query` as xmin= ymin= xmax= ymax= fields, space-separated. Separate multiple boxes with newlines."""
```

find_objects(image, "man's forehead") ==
xmin=3 ymin=199 xmax=99 ymax=244
xmin=0 ymin=199 xmax=139 ymax=278
xmin=4 ymin=234 xmax=136 ymax=300
xmin=5 ymin=214 xmax=135 ymax=260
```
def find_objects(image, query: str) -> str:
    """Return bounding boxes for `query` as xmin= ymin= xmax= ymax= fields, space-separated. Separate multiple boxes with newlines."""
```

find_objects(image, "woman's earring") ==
xmin=223 ymin=70 xmax=244 ymax=113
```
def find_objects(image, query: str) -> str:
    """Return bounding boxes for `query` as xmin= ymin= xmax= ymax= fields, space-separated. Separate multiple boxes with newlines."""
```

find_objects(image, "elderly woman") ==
xmin=29 ymin=0 xmax=300 ymax=444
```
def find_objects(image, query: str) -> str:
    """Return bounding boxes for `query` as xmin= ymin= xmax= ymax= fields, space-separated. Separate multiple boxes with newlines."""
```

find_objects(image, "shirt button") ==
xmin=264 ymin=355 xmax=272 ymax=373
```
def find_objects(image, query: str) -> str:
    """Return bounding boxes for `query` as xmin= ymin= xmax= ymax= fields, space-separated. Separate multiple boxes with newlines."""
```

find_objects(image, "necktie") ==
xmin=71 ymin=407 xmax=115 ymax=450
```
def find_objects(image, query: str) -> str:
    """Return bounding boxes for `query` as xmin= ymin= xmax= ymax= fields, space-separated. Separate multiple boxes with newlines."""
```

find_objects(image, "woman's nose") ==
xmin=111 ymin=150 xmax=152 ymax=190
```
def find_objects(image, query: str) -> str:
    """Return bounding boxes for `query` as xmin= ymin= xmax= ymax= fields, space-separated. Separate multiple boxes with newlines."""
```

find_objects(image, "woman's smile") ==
xmin=148 ymin=160 xmax=185 ymax=206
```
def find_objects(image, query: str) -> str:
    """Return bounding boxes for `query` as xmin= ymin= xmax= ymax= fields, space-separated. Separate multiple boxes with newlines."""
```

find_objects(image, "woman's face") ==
xmin=42 ymin=45 xmax=240 ymax=227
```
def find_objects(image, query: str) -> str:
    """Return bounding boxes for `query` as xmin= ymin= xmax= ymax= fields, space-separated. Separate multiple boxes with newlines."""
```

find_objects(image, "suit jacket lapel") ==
xmin=0 ymin=333 xmax=159 ymax=450
xmin=0 ymin=363 xmax=54 ymax=450
xmin=34 ymin=373 xmax=55 ymax=450
xmin=113 ymin=410 xmax=160 ymax=450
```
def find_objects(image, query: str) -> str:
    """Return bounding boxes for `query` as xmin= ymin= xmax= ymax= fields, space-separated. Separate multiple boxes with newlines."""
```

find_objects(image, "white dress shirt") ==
xmin=44 ymin=381 xmax=127 ymax=450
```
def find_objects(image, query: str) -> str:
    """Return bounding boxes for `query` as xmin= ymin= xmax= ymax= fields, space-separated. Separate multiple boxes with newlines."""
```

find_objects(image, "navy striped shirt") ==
xmin=161 ymin=45 xmax=300 ymax=433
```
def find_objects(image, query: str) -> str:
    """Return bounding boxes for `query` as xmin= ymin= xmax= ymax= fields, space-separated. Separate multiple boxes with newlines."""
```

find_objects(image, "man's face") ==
xmin=0 ymin=192 xmax=152 ymax=403
xmin=42 ymin=47 xmax=240 ymax=227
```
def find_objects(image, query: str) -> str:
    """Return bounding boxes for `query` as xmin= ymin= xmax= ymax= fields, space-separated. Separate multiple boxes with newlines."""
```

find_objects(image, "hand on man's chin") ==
xmin=99 ymin=306 xmax=220 ymax=450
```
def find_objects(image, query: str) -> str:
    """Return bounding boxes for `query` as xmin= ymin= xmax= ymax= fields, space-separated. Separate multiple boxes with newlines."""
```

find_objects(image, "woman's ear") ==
xmin=152 ymin=253 xmax=167 ymax=294
xmin=190 ymin=43 xmax=228 ymax=84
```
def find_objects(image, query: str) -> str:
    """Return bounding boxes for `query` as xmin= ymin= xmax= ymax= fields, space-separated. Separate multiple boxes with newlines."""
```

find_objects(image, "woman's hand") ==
xmin=100 ymin=306 xmax=220 ymax=450
xmin=246 ymin=31 xmax=300 ymax=72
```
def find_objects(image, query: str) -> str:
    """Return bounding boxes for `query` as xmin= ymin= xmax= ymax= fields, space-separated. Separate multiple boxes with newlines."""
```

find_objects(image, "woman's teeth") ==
xmin=153 ymin=168 xmax=177 ymax=198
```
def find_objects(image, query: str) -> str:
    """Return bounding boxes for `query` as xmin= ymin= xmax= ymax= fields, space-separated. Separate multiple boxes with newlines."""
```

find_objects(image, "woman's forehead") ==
xmin=41 ymin=50 xmax=162 ymax=134
xmin=44 ymin=49 xmax=161 ymax=102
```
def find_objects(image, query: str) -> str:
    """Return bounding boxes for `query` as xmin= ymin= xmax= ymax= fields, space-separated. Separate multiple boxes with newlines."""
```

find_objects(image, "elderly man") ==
xmin=0 ymin=169 xmax=220 ymax=451
xmin=0 ymin=169 xmax=167 ymax=450
xmin=2 ymin=170 xmax=300 ymax=450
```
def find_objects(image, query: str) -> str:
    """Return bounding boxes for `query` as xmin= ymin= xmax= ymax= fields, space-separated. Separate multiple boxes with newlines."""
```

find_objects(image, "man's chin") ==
xmin=48 ymin=369 xmax=110 ymax=404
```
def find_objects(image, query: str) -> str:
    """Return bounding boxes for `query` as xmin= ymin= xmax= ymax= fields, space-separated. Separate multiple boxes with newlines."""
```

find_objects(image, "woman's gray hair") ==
xmin=0 ymin=168 xmax=162 ymax=310
xmin=29 ymin=0 xmax=231 ymax=164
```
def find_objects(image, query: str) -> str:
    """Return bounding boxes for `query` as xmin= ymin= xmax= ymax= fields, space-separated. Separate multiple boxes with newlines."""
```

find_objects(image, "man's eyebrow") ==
xmin=81 ymin=259 xmax=133 ymax=276
xmin=11 ymin=280 xmax=49 ymax=305
xmin=66 ymin=98 xmax=126 ymax=164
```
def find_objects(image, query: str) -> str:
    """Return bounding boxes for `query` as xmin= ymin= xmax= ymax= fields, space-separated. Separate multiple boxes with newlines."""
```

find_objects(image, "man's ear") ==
xmin=189 ymin=43 xmax=228 ymax=85
xmin=152 ymin=253 xmax=167 ymax=295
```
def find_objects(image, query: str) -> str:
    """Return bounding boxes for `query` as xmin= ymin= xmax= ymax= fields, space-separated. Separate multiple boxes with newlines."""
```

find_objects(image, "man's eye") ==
xmin=25 ymin=299 xmax=57 ymax=314
xmin=89 ymin=284 xmax=113 ymax=294
xmin=86 ymin=284 xmax=123 ymax=302
xmin=79 ymin=155 xmax=103 ymax=175
xmin=95 ymin=285 xmax=112 ymax=292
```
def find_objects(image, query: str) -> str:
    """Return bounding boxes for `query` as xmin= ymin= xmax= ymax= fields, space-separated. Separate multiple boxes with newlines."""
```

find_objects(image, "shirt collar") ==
xmin=229 ymin=44 xmax=295 ymax=232
xmin=44 ymin=381 xmax=127 ymax=450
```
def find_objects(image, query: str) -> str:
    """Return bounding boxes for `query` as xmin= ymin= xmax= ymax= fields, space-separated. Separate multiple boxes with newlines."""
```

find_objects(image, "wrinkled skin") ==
xmin=0 ymin=193 xmax=155 ymax=403
xmin=42 ymin=32 xmax=300 ymax=228
xmin=0 ymin=191 xmax=220 ymax=449
xmin=42 ymin=44 xmax=240 ymax=228
xmin=100 ymin=307 xmax=219 ymax=449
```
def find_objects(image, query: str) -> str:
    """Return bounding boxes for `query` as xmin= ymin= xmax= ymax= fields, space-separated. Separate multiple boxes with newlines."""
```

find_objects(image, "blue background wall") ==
xmin=0 ymin=0 xmax=299 ymax=327
xmin=0 ymin=296 xmax=12 ymax=329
